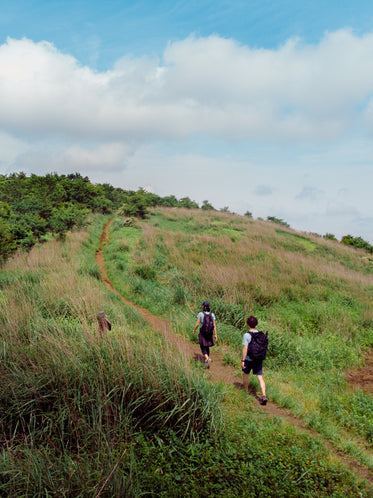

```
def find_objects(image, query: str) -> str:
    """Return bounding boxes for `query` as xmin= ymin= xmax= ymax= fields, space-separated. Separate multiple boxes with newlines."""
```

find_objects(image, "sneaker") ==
xmin=205 ymin=358 xmax=212 ymax=367
xmin=260 ymin=396 xmax=268 ymax=406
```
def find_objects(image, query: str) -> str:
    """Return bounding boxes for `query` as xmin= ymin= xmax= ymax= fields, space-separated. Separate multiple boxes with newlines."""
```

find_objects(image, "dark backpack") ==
xmin=200 ymin=312 xmax=214 ymax=338
xmin=247 ymin=331 xmax=268 ymax=360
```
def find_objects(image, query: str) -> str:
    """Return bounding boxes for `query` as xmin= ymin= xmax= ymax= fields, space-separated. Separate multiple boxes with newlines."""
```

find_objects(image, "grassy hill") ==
xmin=0 ymin=208 xmax=373 ymax=496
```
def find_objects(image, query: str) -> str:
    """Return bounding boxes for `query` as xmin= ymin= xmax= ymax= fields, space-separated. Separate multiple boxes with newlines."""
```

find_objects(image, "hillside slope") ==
xmin=98 ymin=216 xmax=373 ymax=487
xmin=103 ymin=208 xmax=373 ymax=482
xmin=0 ymin=210 xmax=372 ymax=495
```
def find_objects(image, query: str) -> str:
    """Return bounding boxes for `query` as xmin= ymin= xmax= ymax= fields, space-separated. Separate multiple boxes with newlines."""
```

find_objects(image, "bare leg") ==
xmin=203 ymin=347 xmax=210 ymax=364
xmin=257 ymin=375 xmax=266 ymax=396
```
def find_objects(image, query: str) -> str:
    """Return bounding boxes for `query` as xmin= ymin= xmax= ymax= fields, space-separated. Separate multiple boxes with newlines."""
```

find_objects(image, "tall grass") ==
xmin=105 ymin=207 xmax=373 ymax=466
xmin=114 ymin=208 xmax=373 ymax=348
xmin=0 ymin=217 xmax=226 ymax=495
xmin=0 ymin=212 xmax=371 ymax=495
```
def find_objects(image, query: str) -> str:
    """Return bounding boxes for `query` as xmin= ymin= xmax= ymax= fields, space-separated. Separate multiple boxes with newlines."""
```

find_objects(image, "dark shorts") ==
xmin=198 ymin=332 xmax=214 ymax=348
xmin=242 ymin=359 xmax=263 ymax=375
xmin=200 ymin=346 xmax=210 ymax=356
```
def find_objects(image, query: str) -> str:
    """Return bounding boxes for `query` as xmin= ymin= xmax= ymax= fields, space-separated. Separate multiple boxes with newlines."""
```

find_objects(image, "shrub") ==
xmin=341 ymin=234 xmax=373 ymax=253
xmin=118 ymin=191 xmax=149 ymax=219
xmin=324 ymin=233 xmax=338 ymax=241
xmin=133 ymin=264 xmax=157 ymax=281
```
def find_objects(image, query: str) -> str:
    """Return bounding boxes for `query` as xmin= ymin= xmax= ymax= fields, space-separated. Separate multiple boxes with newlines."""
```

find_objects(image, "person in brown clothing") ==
xmin=97 ymin=311 xmax=112 ymax=334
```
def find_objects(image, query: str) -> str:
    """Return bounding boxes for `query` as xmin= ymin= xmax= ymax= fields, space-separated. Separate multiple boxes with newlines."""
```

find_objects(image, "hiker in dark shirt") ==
xmin=241 ymin=315 xmax=267 ymax=405
xmin=193 ymin=301 xmax=218 ymax=366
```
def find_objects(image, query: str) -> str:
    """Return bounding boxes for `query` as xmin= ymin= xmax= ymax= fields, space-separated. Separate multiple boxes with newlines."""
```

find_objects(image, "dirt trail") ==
xmin=96 ymin=218 xmax=373 ymax=488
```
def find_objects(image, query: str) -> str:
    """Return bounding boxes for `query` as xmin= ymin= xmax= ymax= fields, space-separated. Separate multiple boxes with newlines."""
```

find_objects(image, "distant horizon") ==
xmin=1 ymin=1 xmax=373 ymax=243
xmin=3 ymin=169 xmax=371 ymax=247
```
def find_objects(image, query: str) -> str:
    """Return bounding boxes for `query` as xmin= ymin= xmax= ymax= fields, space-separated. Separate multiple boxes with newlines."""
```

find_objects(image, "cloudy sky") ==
xmin=1 ymin=1 xmax=373 ymax=242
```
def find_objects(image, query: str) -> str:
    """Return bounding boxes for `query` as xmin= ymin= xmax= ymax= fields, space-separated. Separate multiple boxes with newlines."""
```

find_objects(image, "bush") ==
xmin=118 ymin=191 xmax=149 ymax=219
xmin=324 ymin=233 xmax=338 ymax=241
xmin=267 ymin=216 xmax=290 ymax=227
xmin=341 ymin=234 xmax=373 ymax=253
xmin=134 ymin=264 xmax=157 ymax=281
xmin=0 ymin=220 xmax=14 ymax=261
xmin=49 ymin=203 xmax=89 ymax=238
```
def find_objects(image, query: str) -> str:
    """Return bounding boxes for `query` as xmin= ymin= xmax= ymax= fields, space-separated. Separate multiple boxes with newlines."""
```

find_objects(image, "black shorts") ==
xmin=242 ymin=359 xmax=263 ymax=375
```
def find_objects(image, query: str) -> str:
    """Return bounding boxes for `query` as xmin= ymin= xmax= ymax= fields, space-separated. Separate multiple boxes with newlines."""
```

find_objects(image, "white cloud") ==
xmin=1 ymin=32 xmax=373 ymax=243
xmin=63 ymin=143 xmax=133 ymax=170
xmin=295 ymin=186 xmax=324 ymax=201
xmin=325 ymin=201 xmax=360 ymax=217
xmin=254 ymin=185 xmax=273 ymax=196
xmin=10 ymin=142 xmax=133 ymax=176
xmin=2 ymin=31 xmax=373 ymax=143
xmin=0 ymin=132 xmax=28 ymax=166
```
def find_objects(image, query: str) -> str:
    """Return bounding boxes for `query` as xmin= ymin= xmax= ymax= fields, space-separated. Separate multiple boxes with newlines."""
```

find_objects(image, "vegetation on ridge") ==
xmin=1 ymin=172 xmax=372 ymax=265
xmin=0 ymin=172 xmax=209 ymax=261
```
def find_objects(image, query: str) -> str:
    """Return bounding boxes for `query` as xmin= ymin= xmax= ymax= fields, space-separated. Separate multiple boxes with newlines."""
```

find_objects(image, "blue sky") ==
xmin=4 ymin=1 xmax=373 ymax=70
xmin=1 ymin=0 xmax=373 ymax=242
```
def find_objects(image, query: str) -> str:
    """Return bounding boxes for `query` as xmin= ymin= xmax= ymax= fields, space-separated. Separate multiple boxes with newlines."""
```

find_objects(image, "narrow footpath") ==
xmin=96 ymin=218 xmax=373 ymax=489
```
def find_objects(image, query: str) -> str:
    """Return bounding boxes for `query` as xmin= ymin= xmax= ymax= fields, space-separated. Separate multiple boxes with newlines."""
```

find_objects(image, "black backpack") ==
xmin=200 ymin=312 xmax=214 ymax=338
xmin=247 ymin=331 xmax=268 ymax=360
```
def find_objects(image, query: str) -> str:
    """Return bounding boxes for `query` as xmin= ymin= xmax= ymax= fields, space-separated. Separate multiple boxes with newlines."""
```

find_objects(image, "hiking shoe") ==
xmin=260 ymin=396 xmax=268 ymax=406
xmin=205 ymin=358 xmax=212 ymax=367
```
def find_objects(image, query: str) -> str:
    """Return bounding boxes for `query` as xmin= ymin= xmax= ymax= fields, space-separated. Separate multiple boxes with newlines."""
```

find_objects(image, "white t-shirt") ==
xmin=242 ymin=329 xmax=258 ymax=361
xmin=197 ymin=311 xmax=216 ymax=323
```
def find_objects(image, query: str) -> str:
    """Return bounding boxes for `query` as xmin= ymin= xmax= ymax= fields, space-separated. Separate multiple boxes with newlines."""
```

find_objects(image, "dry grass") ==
xmin=0 ymin=230 xmax=126 ymax=365
xmin=136 ymin=209 xmax=373 ymax=317
xmin=0 ymin=212 xmax=369 ymax=496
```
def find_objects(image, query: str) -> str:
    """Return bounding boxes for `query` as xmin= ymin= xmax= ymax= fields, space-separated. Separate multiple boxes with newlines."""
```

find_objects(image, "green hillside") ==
xmin=0 ymin=208 xmax=373 ymax=496
xmin=0 ymin=172 xmax=203 ymax=262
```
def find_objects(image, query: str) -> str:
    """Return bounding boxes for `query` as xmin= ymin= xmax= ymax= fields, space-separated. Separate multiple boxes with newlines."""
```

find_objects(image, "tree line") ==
xmin=0 ymin=172 xmax=215 ymax=262
xmin=1 ymin=172 xmax=372 ymax=262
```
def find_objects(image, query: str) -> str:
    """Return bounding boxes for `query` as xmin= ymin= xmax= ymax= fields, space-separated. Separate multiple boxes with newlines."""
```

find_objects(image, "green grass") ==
xmin=103 ymin=207 xmax=373 ymax=476
xmin=0 ymin=211 xmax=372 ymax=495
xmin=275 ymin=228 xmax=317 ymax=251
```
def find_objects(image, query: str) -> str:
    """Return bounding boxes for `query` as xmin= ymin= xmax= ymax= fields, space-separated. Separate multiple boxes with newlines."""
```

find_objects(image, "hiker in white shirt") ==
xmin=241 ymin=315 xmax=267 ymax=405
xmin=193 ymin=301 xmax=217 ymax=366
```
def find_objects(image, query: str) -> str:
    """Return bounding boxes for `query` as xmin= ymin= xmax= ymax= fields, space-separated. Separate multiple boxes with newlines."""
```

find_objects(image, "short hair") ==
xmin=247 ymin=315 xmax=258 ymax=328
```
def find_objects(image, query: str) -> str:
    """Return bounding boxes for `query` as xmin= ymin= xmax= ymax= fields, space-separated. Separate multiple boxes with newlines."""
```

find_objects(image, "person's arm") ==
xmin=192 ymin=318 xmax=201 ymax=335
xmin=241 ymin=344 xmax=248 ymax=367
xmin=214 ymin=320 xmax=218 ymax=341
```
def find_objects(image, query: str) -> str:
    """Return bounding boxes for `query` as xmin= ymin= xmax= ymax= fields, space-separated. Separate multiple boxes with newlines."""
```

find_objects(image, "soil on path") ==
xmin=96 ymin=218 xmax=373 ymax=488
